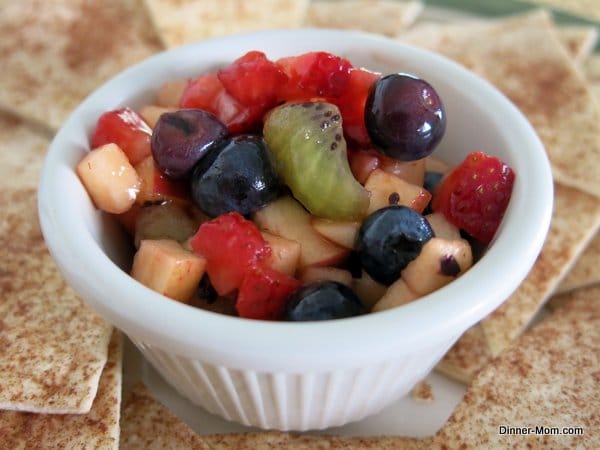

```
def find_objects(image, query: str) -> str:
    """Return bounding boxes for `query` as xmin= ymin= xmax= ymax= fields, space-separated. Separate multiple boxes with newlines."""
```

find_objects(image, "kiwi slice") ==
xmin=263 ymin=102 xmax=369 ymax=220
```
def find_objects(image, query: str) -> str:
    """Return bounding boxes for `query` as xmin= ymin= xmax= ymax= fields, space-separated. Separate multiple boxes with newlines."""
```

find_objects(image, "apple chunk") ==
xmin=299 ymin=266 xmax=352 ymax=286
xmin=311 ymin=218 xmax=360 ymax=249
xmin=364 ymin=169 xmax=431 ymax=214
xmin=379 ymin=155 xmax=425 ymax=186
xmin=253 ymin=196 xmax=349 ymax=268
xmin=76 ymin=142 xmax=141 ymax=214
xmin=155 ymin=79 xmax=187 ymax=107
xmin=353 ymin=270 xmax=387 ymax=310
xmin=425 ymin=212 xmax=461 ymax=241
xmin=131 ymin=239 xmax=207 ymax=303
xmin=138 ymin=105 xmax=177 ymax=129
xmin=371 ymin=278 xmax=419 ymax=313
xmin=401 ymin=237 xmax=472 ymax=296
xmin=261 ymin=231 xmax=301 ymax=276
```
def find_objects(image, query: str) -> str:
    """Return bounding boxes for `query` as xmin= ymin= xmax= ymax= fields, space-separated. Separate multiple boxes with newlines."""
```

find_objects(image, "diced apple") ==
xmin=131 ymin=239 xmax=207 ymax=303
xmin=425 ymin=212 xmax=461 ymax=241
xmin=261 ymin=231 xmax=301 ymax=276
xmin=134 ymin=202 xmax=201 ymax=248
xmin=252 ymin=196 xmax=349 ymax=268
xmin=364 ymin=169 xmax=431 ymax=214
xmin=424 ymin=155 xmax=451 ymax=174
xmin=401 ymin=237 xmax=473 ymax=296
xmin=156 ymin=79 xmax=187 ymax=107
xmin=134 ymin=155 xmax=189 ymax=205
xmin=139 ymin=105 xmax=178 ymax=128
xmin=379 ymin=156 xmax=425 ymax=186
xmin=371 ymin=278 xmax=419 ymax=313
xmin=311 ymin=218 xmax=360 ymax=249
xmin=76 ymin=143 xmax=141 ymax=214
xmin=299 ymin=266 xmax=352 ymax=286
xmin=352 ymin=270 xmax=388 ymax=310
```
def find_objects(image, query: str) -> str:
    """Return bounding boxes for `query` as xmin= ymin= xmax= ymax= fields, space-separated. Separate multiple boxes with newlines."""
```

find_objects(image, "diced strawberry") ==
xmin=276 ymin=51 xmax=353 ymax=101
xmin=134 ymin=156 xmax=189 ymax=205
xmin=180 ymin=73 xmax=222 ymax=112
xmin=431 ymin=151 xmax=516 ymax=244
xmin=236 ymin=266 xmax=301 ymax=320
xmin=189 ymin=212 xmax=271 ymax=295
xmin=91 ymin=108 xmax=152 ymax=165
xmin=180 ymin=73 xmax=264 ymax=134
xmin=347 ymin=148 xmax=381 ymax=184
xmin=335 ymin=68 xmax=381 ymax=147
xmin=218 ymin=51 xmax=288 ymax=108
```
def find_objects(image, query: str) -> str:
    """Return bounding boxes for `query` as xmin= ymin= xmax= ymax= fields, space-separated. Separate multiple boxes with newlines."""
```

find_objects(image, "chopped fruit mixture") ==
xmin=76 ymin=50 xmax=516 ymax=321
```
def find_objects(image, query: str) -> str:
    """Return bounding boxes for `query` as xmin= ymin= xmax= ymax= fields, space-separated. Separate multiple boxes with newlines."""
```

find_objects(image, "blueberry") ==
xmin=423 ymin=171 xmax=444 ymax=193
xmin=365 ymin=73 xmax=445 ymax=161
xmin=423 ymin=170 xmax=444 ymax=214
xmin=189 ymin=135 xmax=281 ymax=217
xmin=284 ymin=281 xmax=365 ymax=321
xmin=356 ymin=205 xmax=434 ymax=285
xmin=151 ymin=109 xmax=229 ymax=179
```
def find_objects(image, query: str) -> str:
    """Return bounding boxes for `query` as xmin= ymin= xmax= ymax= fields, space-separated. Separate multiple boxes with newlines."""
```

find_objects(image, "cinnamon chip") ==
xmin=0 ymin=330 xmax=122 ymax=449
xmin=120 ymin=384 xmax=212 ymax=450
xmin=0 ymin=0 xmax=163 ymax=132
xmin=555 ymin=232 xmax=600 ymax=295
xmin=556 ymin=25 xmax=599 ymax=62
xmin=432 ymin=285 xmax=600 ymax=449
xmin=142 ymin=0 xmax=309 ymax=48
xmin=305 ymin=0 xmax=423 ymax=36
xmin=0 ymin=115 xmax=113 ymax=414
xmin=411 ymin=380 xmax=435 ymax=402
xmin=435 ymin=324 xmax=492 ymax=384
xmin=120 ymin=384 xmax=433 ymax=449
xmin=480 ymin=183 xmax=600 ymax=356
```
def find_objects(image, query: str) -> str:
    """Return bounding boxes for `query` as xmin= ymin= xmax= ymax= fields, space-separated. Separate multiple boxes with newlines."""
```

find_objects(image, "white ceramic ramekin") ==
xmin=38 ymin=29 xmax=553 ymax=431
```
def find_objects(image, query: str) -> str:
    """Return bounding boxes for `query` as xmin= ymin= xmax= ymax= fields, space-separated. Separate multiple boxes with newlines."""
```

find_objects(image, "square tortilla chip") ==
xmin=0 ymin=330 xmax=122 ymax=449
xmin=399 ymin=10 xmax=600 ymax=199
xmin=480 ymin=183 xmax=600 ymax=356
xmin=305 ymin=0 xmax=423 ymax=36
xmin=0 ymin=115 xmax=114 ymax=414
xmin=555 ymin=232 xmax=600 ymax=295
xmin=528 ymin=0 xmax=600 ymax=22
xmin=555 ymin=25 xmax=599 ymax=62
xmin=0 ymin=0 xmax=163 ymax=132
xmin=583 ymin=53 xmax=600 ymax=81
xmin=120 ymin=384 xmax=432 ymax=449
xmin=143 ymin=0 xmax=309 ymax=48
xmin=203 ymin=432 xmax=432 ymax=449
xmin=434 ymin=324 xmax=492 ymax=385
xmin=120 ymin=384 xmax=212 ymax=449
xmin=432 ymin=285 xmax=599 ymax=449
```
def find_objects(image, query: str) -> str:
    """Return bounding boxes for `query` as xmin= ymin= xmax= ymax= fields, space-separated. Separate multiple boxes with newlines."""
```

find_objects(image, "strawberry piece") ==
xmin=91 ymin=108 xmax=152 ymax=165
xmin=431 ymin=151 xmax=515 ymax=244
xmin=189 ymin=212 xmax=271 ymax=295
xmin=180 ymin=74 xmax=264 ymax=134
xmin=179 ymin=73 xmax=222 ymax=112
xmin=347 ymin=148 xmax=381 ymax=184
xmin=237 ymin=266 xmax=301 ymax=320
xmin=218 ymin=51 xmax=288 ymax=108
xmin=276 ymin=51 xmax=353 ymax=101
xmin=134 ymin=156 xmax=189 ymax=205
xmin=335 ymin=68 xmax=381 ymax=147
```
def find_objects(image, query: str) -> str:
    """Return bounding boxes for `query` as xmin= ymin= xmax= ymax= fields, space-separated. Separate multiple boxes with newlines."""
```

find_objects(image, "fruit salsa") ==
xmin=76 ymin=50 xmax=515 ymax=321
